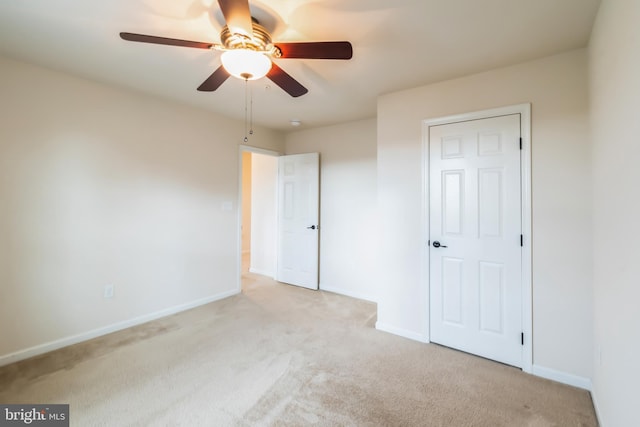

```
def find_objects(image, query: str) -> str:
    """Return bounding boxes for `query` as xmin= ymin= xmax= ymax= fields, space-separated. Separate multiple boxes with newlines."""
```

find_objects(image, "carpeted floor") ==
xmin=0 ymin=270 xmax=597 ymax=426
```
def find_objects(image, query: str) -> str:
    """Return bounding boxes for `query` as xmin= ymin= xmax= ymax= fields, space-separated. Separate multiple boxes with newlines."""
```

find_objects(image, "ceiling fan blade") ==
xmin=267 ymin=63 xmax=308 ymax=98
xmin=218 ymin=0 xmax=253 ymax=38
xmin=197 ymin=66 xmax=230 ymax=92
xmin=120 ymin=32 xmax=213 ymax=49
xmin=275 ymin=41 xmax=353 ymax=60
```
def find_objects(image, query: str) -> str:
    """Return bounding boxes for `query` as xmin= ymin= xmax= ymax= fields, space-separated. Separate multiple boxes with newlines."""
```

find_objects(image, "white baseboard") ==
xmin=531 ymin=365 xmax=592 ymax=391
xmin=320 ymin=285 xmax=377 ymax=303
xmin=375 ymin=322 xmax=429 ymax=343
xmin=248 ymin=267 xmax=275 ymax=278
xmin=0 ymin=289 xmax=239 ymax=367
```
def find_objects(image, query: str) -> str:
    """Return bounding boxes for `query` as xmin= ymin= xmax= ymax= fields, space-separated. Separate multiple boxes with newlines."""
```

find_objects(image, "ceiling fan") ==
xmin=120 ymin=0 xmax=353 ymax=97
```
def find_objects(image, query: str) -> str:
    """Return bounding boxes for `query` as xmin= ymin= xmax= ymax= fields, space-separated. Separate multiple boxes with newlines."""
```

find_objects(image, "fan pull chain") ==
xmin=249 ymin=83 xmax=254 ymax=137
xmin=243 ymin=79 xmax=249 ymax=143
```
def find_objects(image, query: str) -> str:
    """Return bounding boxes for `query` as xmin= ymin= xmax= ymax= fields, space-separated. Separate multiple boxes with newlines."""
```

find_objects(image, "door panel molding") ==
xmin=422 ymin=104 xmax=532 ymax=373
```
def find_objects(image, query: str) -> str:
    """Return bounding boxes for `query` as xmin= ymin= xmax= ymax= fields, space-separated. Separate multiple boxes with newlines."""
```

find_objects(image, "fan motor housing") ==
xmin=220 ymin=21 xmax=279 ymax=56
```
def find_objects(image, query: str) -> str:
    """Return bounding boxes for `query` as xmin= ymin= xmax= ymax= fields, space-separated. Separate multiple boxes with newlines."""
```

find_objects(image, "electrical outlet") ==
xmin=103 ymin=284 xmax=114 ymax=299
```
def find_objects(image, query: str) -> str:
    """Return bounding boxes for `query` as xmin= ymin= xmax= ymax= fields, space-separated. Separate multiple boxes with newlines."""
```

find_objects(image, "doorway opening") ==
xmin=239 ymin=146 xmax=279 ymax=291
xmin=238 ymin=148 xmax=321 ymax=292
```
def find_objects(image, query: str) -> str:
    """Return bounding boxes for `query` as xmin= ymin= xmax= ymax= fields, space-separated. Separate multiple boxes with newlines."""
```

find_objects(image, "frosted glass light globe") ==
xmin=221 ymin=50 xmax=272 ymax=80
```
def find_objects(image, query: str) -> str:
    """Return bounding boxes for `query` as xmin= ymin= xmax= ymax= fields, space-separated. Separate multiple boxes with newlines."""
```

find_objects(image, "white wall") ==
xmin=249 ymin=152 xmax=278 ymax=277
xmin=589 ymin=0 xmax=640 ymax=425
xmin=376 ymin=50 xmax=593 ymax=383
xmin=285 ymin=119 xmax=378 ymax=302
xmin=0 ymin=56 xmax=284 ymax=363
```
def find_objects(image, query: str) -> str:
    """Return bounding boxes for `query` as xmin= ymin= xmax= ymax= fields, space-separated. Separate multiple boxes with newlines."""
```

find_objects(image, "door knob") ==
xmin=432 ymin=241 xmax=447 ymax=248
xmin=307 ymin=225 xmax=316 ymax=230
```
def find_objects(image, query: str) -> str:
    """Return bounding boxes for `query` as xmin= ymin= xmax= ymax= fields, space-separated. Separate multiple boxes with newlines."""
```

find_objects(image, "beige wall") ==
xmin=0 ymin=56 xmax=284 ymax=362
xmin=285 ymin=119 xmax=378 ymax=301
xmin=376 ymin=49 xmax=593 ymax=382
xmin=589 ymin=0 xmax=640 ymax=424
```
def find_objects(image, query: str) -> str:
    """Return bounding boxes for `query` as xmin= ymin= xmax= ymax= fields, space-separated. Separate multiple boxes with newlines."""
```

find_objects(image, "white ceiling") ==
xmin=0 ymin=0 xmax=600 ymax=132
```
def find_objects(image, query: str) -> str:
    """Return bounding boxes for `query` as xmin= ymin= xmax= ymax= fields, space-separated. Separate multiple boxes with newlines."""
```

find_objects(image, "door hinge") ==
xmin=519 ymin=137 xmax=523 ymax=150
xmin=521 ymin=332 xmax=524 ymax=345
xmin=520 ymin=234 xmax=523 ymax=247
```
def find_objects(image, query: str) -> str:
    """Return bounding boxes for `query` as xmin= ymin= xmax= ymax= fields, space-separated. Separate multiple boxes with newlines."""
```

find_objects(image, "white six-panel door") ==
xmin=429 ymin=114 xmax=522 ymax=367
xmin=276 ymin=153 xmax=320 ymax=290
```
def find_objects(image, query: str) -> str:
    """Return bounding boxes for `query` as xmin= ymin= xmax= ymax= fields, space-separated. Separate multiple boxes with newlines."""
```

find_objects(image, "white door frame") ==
xmin=236 ymin=144 xmax=282 ymax=293
xmin=421 ymin=103 xmax=532 ymax=373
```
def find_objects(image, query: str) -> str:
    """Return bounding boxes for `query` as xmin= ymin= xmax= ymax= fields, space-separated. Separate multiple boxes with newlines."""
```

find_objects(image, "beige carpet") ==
xmin=0 ymin=271 xmax=597 ymax=426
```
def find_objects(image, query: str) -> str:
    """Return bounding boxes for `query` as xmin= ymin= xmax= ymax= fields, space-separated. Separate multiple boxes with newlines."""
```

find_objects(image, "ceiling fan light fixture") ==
xmin=221 ymin=49 xmax=272 ymax=81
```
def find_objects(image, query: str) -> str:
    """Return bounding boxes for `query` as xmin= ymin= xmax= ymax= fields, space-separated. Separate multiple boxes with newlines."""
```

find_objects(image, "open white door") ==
xmin=276 ymin=153 xmax=320 ymax=289
xmin=429 ymin=114 xmax=523 ymax=367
